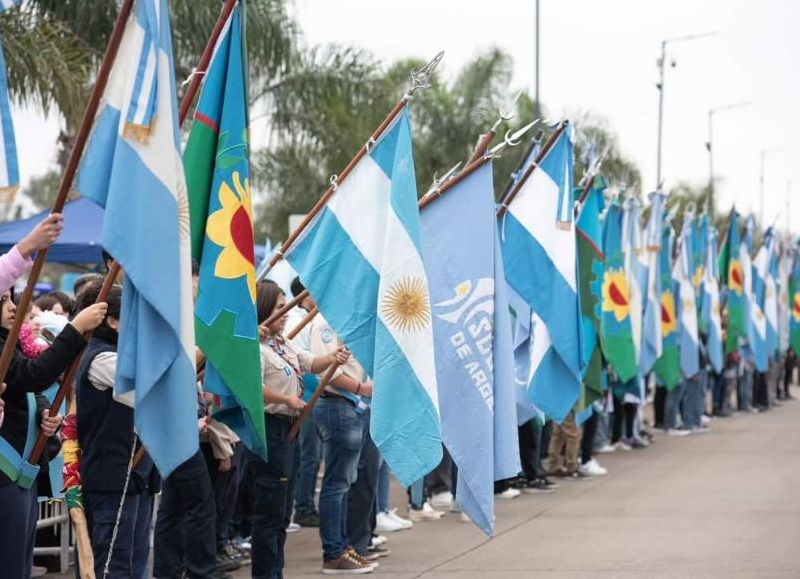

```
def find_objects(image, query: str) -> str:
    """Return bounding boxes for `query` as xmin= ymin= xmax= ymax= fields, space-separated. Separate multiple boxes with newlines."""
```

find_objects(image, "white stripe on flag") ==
xmin=508 ymin=168 xmax=577 ymax=292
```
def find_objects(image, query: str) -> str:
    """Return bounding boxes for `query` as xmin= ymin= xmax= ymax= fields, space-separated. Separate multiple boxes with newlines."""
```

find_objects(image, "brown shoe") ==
xmin=322 ymin=551 xmax=375 ymax=575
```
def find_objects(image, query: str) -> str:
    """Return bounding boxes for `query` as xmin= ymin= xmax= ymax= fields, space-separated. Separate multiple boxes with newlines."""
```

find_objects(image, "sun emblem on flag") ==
xmin=793 ymin=293 xmax=800 ymax=323
xmin=661 ymin=291 xmax=677 ymax=336
xmin=601 ymin=268 xmax=630 ymax=322
xmin=728 ymin=260 xmax=743 ymax=295
xmin=177 ymin=184 xmax=190 ymax=240
xmin=206 ymin=171 xmax=256 ymax=302
xmin=381 ymin=277 xmax=431 ymax=332
xmin=692 ymin=265 xmax=704 ymax=289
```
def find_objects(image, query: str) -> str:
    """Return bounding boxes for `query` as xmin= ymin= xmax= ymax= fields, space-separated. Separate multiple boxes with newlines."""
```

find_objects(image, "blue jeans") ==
xmin=376 ymin=458 xmax=390 ymax=513
xmin=738 ymin=369 xmax=753 ymax=410
xmin=84 ymin=492 xmax=152 ymax=579
xmin=250 ymin=416 xmax=297 ymax=579
xmin=665 ymin=380 xmax=688 ymax=430
xmin=683 ymin=371 xmax=706 ymax=429
xmin=294 ymin=411 xmax=322 ymax=517
xmin=314 ymin=397 xmax=364 ymax=561
xmin=347 ymin=410 xmax=379 ymax=554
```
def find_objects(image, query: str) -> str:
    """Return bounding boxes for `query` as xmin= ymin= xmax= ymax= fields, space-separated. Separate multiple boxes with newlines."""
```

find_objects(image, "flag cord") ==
xmin=103 ymin=433 xmax=138 ymax=579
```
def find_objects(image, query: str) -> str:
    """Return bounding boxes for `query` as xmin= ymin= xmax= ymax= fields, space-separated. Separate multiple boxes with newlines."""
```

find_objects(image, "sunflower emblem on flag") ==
xmin=661 ymin=291 xmax=677 ymax=336
xmin=728 ymin=260 xmax=744 ymax=295
xmin=792 ymin=293 xmax=800 ymax=323
xmin=601 ymin=268 xmax=630 ymax=322
xmin=381 ymin=277 xmax=431 ymax=332
xmin=206 ymin=171 xmax=256 ymax=302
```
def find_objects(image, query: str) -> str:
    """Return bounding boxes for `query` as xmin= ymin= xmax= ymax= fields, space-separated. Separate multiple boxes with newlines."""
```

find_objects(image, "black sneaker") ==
xmin=295 ymin=512 xmax=321 ymax=527
xmin=521 ymin=478 xmax=555 ymax=494
xmin=537 ymin=476 xmax=560 ymax=489
xmin=215 ymin=552 xmax=241 ymax=573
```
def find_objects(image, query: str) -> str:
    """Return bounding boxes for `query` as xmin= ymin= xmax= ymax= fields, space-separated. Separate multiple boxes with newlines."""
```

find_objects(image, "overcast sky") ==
xmin=12 ymin=0 xmax=800 ymax=230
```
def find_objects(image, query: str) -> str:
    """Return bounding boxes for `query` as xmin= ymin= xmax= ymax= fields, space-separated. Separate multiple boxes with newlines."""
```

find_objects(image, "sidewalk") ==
xmin=45 ymin=391 xmax=800 ymax=578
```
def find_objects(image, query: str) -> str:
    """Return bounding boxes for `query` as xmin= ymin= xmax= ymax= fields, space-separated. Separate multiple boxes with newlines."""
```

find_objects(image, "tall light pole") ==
xmin=655 ymin=31 xmax=717 ymax=190
xmin=706 ymin=102 xmax=750 ymax=211
xmin=760 ymin=146 xmax=799 ymax=228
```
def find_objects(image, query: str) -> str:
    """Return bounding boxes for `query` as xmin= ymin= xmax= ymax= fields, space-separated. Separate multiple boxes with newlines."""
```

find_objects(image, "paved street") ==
xmin=44 ymin=390 xmax=800 ymax=578
xmin=275 ymin=393 xmax=800 ymax=578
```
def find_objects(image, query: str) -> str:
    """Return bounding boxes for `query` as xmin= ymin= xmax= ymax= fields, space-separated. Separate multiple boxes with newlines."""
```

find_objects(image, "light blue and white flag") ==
xmin=701 ymin=224 xmax=723 ymax=373
xmin=778 ymin=244 xmax=791 ymax=353
xmin=0 ymin=33 xmax=18 ymax=196
xmin=499 ymin=124 xmax=582 ymax=422
xmin=286 ymin=109 xmax=441 ymax=485
xmin=640 ymin=192 xmax=665 ymax=374
xmin=76 ymin=0 xmax=197 ymax=477
xmin=421 ymin=161 xmax=520 ymax=536
xmin=753 ymin=227 xmax=779 ymax=359
xmin=507 ymin=285 xmax=544 ymax=425
xmin=674 ymin=212 xmax=699 ymax=378
xmin=622 ymin=199 xmax=647 ymax=370
xmin=741 ymin=216 xmax=768 ymax=371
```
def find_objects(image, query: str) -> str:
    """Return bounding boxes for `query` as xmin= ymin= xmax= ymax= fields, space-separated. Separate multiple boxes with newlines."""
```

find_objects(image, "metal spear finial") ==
xmin=424 ymin=162 xmax=462 ymax=197
xmin=404 ymin=51 xmax=445 ymax=101
xmin=487 ymin=119 xmax=540 ymax=157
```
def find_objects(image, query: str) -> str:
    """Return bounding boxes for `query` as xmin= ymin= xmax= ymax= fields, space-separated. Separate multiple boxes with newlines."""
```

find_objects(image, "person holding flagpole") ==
xmin=251 ymin=280 xmax=353 ymax=578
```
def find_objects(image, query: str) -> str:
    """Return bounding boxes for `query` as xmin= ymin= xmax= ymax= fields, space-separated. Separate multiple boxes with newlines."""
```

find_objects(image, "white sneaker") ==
xmin=614 ymin=441 xmax=632 ymax=451
xmin=386 ymin=509 xmax=413 ymax=530
xmin=286 ymin=522 xmax=300 ymax=533
xmin=690 ymin=426 xmax=710 ymax=434
xmin=430 ymin=491 xmax=454 ymax=509
xmin=579 ymin=458 xmax=608 ymax=477
xmin=408 ymin=502 xmax=445 ymax=522
xmin=701 ymin=415 xmax=712 ymax=427
xmin=371 ymin=535 xmax=387 ymax=547
xmin=495 ymin=487 xmax=521 ymax=499
xmin=596 ymin=443 xmax=616 ymax=454
xmin=375 ymin=511 xmax=404 ymax=532
xmin=667 ymin=428 xmax=691 ymax=437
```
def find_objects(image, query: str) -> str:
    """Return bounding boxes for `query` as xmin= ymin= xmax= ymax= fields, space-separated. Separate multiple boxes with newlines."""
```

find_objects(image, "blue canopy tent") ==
xmin=0 ymin=198 xmax=105 ymax=264
xmin=0 ymin=197 xmax=267 ymax=265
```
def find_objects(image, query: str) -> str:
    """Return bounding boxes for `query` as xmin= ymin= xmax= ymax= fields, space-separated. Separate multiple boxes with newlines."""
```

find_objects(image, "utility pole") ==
xmin=655 ymin=31 xmax=717 ymax=190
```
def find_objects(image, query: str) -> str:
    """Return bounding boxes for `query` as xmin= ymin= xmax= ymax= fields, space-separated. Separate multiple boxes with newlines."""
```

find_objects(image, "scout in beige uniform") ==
xmin=250 ymin=281 xmax=352 ymax=579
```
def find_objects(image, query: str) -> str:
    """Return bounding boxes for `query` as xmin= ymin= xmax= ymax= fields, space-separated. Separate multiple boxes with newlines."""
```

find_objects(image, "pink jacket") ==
xmin=0 ymin=245 xmax=32 ymax=295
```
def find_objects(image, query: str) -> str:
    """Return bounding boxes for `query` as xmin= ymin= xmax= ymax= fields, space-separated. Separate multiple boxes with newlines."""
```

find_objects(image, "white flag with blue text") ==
xmin=421 ymin=160 xmax=520 ymax=536
xmin=674 ymin=214 xmax=699 ymax=378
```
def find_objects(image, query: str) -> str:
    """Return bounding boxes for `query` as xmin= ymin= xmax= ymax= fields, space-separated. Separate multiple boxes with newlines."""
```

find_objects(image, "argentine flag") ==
xmin=286 ymin=109 xmax=441 ymax=485
xmin=500 ymin=124 xmax=582 ymax=422
xmin=640 ymin=192 xmax=665 ymax=374
xmin=701 ymin=225 xmax=724 ymax=373
xmin=754 ymin=227 xmax=779 ymax=360
xmin=0 ymin=31 xmax=18 ymax=196
xmin=76 ymin=0 xmax=198 ymax=477
xmin=778 ymin=247 xmax=791 ymax=353
xmin=674 ymin=213 xmax=699 ymax=378
xmin=741 ymin=217 xmax=768 ymax=371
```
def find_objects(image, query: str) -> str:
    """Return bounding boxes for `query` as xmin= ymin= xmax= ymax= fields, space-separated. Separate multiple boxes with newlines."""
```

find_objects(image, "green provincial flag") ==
xmin=185 ymin=5 xmax=267 ymax=458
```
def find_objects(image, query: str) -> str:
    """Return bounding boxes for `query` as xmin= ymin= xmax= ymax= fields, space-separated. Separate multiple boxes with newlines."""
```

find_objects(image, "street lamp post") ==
xmin=655 ymin=31 xmax=717 ymax=190
xmin=706 ymin=102 xmax=750 ymax=210
xmin=760 ymin=147 xmax=799 ymax=228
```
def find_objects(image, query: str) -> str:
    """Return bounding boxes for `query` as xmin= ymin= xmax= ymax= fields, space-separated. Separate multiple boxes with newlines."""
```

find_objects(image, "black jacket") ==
xmin=0 ymin=324 xmax=86 ymax=488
